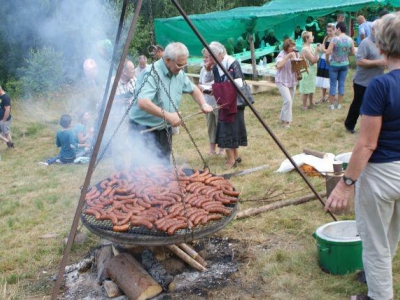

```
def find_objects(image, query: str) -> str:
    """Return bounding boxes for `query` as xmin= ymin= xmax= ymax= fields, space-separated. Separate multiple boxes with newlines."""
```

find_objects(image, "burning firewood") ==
xmin=141 ymin=248 xmax=175 ymax=291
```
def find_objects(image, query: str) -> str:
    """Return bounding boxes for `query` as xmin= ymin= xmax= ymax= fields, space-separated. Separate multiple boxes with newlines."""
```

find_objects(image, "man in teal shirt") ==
xmin=129 ymin=42 xmax=213 ymax=162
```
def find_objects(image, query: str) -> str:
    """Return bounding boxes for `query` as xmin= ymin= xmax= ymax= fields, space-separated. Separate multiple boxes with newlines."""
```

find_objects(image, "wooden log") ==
xmin=141 ymin=248 xmax=175 ymax=291
xmin=303 ymin=148 xmax=328 ymax=159
xmin=106 ymin=253 xmax=163 ymax=300
xmin=235 ymin=192 xmax=327 ymax=220
xmin=95 ymin=244 xmax=114 ymax=284
xmin=166 ymin=245 xmax=207 ymax=272
xmin=178 ymin=243 xmax=207 ymax=267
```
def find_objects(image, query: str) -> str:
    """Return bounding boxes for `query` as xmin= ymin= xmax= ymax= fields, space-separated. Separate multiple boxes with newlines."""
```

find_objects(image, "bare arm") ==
xmin=325 ymin=115 xmax=381 ymax=213
xmin=350 ymin=39 xmax=356 ymax=56
xmin=357 ymin=57 xmax=387 ymax=68
xmin=190 ymin=85 xmax=213 ymax=113
xmin=2 ymin=106 xmax=10 ymax=122
xmin=321 ymin=36 xmax=328 ymax=53
xmin=302 ymin=47 xmax=319 ymax=64
xmin=276 ymin=52 xmax=295 ymax=69
xmin=138 ymin=98 xmax=181 ymax=127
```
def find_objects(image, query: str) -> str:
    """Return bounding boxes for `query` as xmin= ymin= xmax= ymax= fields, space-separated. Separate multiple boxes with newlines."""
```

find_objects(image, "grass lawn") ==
xmin=1 ymin=68 xmax=399 ymax=299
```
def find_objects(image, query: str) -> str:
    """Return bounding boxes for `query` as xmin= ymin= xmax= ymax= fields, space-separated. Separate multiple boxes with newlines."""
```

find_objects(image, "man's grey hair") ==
xmin=163 ymin=42 xmax=189 ymax=61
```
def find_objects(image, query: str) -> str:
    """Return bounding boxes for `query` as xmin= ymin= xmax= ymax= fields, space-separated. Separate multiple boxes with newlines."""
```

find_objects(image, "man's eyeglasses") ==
xmin=174 ymin=62 xmax=188 ymax=69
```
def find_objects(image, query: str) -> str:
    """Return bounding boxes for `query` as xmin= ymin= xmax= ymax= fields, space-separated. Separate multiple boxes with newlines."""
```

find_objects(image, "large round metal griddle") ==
xmin=81 ymin=168 xmax=238 ymax=246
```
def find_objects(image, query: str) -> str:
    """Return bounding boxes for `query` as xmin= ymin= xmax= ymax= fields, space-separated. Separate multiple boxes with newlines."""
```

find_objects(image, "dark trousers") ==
xmin=344 ymin=82 xmax=367 ymax=130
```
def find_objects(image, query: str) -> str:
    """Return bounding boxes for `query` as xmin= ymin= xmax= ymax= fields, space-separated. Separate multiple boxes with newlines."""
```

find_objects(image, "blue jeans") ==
xmin=329 ymin=65 xmax=349 ymax=96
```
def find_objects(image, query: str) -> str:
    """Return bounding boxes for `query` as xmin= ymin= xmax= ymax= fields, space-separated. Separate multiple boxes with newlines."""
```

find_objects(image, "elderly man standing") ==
xmin=0 ymin=85 xmax=14 ymax=148
xmin=96 ymin=59 xmax=136 ymax=170
xmin=129 ymin=42 xmax=213 ymax=163
xmin=344 ymin=20 xmax=386 ymax=134
xmin=135 ymin=55 xmax=149 ymax=79
xmin=356 ymin=15 xmax=371 ymax=44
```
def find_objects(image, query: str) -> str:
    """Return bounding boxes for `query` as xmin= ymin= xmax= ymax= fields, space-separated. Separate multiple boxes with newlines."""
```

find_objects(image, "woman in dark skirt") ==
xmin=316 ymin=23 xmax=335 ymax=103
xmin=209 ymin=41 xmax=247 ymax=169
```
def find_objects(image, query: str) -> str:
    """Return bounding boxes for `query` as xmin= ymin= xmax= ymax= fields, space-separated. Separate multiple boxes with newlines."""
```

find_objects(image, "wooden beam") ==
xmin=235 ymin=192 xmax=327 ymax=220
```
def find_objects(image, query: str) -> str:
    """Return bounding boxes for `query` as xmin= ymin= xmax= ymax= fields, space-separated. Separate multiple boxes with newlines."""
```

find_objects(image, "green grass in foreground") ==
xmin=1 ymin=70 xmax=400 ymax=299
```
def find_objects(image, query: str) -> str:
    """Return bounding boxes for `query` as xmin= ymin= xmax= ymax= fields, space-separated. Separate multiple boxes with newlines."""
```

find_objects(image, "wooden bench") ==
xmin=246 ymin=79 xmax=277 ymax=94
xmin=186 ymin=73 xmax=277 ymax=94
xmin=186 ymin=73 xmax=200 ymax=84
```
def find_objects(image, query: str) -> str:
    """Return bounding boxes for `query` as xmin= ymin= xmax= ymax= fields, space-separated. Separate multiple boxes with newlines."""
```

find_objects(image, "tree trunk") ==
xmin=106 ymin=253 xmax=163 ymax=300
xmin=235 ymin=192 xmax=327 ymax=219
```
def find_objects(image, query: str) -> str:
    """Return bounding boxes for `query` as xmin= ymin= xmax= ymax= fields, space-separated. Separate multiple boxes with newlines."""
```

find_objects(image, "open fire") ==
xmin=58 ymin=237 xmax=242 ymax=299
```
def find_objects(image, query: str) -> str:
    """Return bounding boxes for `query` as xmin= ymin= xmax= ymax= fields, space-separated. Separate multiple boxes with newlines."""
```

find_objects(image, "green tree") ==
xmin=19 ymin=47 xmax=65 ymax=94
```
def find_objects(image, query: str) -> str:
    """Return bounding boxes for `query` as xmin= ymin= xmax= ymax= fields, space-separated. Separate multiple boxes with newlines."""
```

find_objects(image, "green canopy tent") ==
xmin=155 ymin=0 xmax=394 ymax=56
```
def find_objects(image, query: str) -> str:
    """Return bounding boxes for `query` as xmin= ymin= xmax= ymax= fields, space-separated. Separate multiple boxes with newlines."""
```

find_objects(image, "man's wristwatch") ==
xmin=342 ymin=175 xmax=357 ymax=186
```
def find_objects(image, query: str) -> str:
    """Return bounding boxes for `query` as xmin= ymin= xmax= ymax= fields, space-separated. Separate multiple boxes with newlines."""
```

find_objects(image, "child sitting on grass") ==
xmin=73 ymin=110 xmax=93 ymax=158
xmin=40 ymin=114 xmax=77 ymax=165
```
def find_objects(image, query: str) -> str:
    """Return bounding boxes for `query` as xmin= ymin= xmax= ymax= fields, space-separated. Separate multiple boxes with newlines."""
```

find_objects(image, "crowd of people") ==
xmin=274 ymin=10 xmax=388 ymax=131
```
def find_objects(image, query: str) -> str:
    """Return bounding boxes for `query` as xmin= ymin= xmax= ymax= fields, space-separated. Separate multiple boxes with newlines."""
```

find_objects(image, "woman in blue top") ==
xmin=325 ymin=14 xmax=400 ymax=300
xmin=325 ymin=22 xmax=355 ymax=110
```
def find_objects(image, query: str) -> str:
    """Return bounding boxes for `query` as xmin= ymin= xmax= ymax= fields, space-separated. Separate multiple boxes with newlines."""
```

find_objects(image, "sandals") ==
xmin=224 ymin=161 xmax=237 ymax=169
xmin=235 ymin=157 xmax=242 ymax=163
xmin=315 ymin=97 xmax=328 ymax=105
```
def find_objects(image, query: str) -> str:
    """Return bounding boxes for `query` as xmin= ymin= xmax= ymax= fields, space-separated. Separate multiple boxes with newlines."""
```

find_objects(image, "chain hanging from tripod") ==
xmin=150 ymin=66 xmax=209 ymax=171
xmin=147 ymin=0 xmax=157 ymax=59
xmin=149 ymin=63 xmax=210 ymax=240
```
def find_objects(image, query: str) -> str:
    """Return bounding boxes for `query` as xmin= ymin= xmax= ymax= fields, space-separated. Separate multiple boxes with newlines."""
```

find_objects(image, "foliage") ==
xmin=4 ymin=78 xmax=24 ymax=99
xmin=0 ymin=0 xmax=269 ymax=90
xmin=357 ymin=3 xmax=394 ymax=20
xmin=130 ymin=0 xmax=269 ymax=55
xmin=19 ymin=47 xmax=66 ymax=94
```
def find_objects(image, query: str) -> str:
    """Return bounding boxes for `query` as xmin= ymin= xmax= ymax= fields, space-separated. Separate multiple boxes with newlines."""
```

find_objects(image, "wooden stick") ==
xmin=303 ymin=148 xmax=328 ymax=159
xmin=235 ymin=192 xmax=327 ymax=220
xmin=140 ymin=104 xmax=226 ymax=134
xmin=221 ymin=164 xmax=269 ymax=179
xmin=166 ymin=245 xmax=207 ymax=272
xmin=178 ymin=243 xmax=207 ymax=267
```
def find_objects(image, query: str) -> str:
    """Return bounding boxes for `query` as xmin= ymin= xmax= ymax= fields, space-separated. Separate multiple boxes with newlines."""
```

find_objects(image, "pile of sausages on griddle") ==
xmin=84 ymin=166 xmax=239 ymax=235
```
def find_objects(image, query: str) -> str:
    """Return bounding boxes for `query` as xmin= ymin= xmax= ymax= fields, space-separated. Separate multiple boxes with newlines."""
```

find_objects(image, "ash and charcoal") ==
xmin=58 ymin=237 xmax=242 ymax=300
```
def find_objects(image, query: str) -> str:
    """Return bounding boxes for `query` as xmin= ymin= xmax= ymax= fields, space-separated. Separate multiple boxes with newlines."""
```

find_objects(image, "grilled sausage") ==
xmin=113 ymin=223 xmax=130 ymax=232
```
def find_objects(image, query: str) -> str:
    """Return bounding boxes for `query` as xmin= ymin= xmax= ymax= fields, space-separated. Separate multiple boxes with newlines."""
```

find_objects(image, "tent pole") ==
xmin=170 ymin=0 xmax=337 ymax=222
xmin=248 ymin=34 xmax=258 ymax=80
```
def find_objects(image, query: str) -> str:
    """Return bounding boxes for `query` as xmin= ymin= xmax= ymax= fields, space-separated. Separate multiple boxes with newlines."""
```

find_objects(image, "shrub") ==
xmin=4 ymin=78 xmax=24 ymax=99
xmin=19 ymin=47 xmax=65 ymax=94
